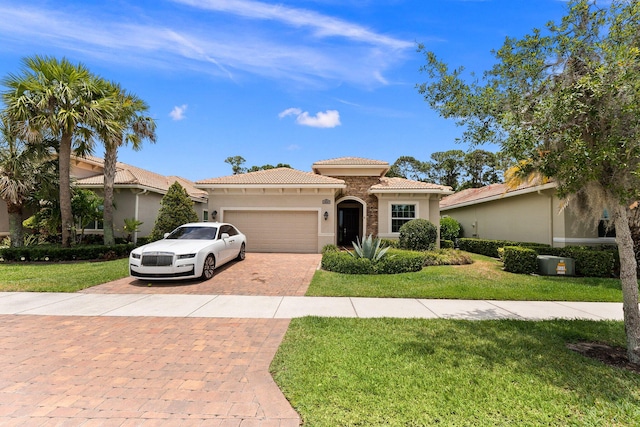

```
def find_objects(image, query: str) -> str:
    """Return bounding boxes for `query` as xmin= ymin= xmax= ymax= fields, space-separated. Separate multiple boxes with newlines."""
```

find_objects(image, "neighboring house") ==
xmin=440 ymin=181 xmax=616 ymax=247
xmin=0 ymin=155 xmax=208 ymax=242
xmin=196 ymin=157 xmax=453 ymax=253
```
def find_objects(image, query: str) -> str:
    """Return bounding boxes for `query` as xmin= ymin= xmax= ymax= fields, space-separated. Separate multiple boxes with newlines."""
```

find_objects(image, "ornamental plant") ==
xmin=349 ymin=234 xmax=389 ymax=262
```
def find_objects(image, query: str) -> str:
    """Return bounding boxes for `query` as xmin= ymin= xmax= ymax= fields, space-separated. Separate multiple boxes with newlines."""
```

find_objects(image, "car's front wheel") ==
xmin=236 ymin=243 xmax=246 ymax=261
xmin=201 ymin=254 xmax=216 ymax=280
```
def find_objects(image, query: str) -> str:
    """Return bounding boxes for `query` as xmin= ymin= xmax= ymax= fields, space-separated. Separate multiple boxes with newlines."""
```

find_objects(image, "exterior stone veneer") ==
xmin=334 ymin=176 xmax=381 ymax=237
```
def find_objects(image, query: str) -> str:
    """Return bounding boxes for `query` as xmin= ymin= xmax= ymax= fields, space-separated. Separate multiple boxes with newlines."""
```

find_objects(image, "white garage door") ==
xmin=224 ymin=210 xmax=318 ymax=253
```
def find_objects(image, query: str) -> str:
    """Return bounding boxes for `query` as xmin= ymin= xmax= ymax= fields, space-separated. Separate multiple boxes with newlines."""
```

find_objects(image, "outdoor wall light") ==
xmin=212 ymin=210 xmax=218 ymax=220
xmin=323 ymin=211 xmax=329 ymax=220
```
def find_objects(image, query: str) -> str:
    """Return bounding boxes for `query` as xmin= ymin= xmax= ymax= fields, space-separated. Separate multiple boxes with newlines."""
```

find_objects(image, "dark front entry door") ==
xmin=338 ymin=207 xmax=360 ymax=246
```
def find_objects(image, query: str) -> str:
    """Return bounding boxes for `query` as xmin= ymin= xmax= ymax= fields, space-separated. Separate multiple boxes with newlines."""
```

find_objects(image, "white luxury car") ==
xmin=129 ymin=222 xmax=246 ymax=280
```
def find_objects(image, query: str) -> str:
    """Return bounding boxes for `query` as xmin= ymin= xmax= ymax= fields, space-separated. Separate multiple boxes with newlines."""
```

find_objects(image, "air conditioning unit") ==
xmin=537 ymin=255 xmax=575 ymax=276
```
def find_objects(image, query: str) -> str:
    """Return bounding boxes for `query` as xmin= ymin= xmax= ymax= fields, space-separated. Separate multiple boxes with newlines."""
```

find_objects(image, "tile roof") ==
xmin=74 ymin=155 xmax=207 ymax=200
xmin=440 ymin=181 xmax=556 ymax=209
xmin=370 ymin=177 xmax=454 ymax=193
xmin=312 ymin=157 xmax=389 ymax=166
xmin=196 ymin=167 xmax=346 ymax=186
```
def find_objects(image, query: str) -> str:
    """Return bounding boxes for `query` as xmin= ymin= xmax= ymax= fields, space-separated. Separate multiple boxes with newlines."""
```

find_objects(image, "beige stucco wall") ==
xmin=376 ymin=194 xmax=442 ymax=240
xmin=207 ymin=188 xmax=338 ymax=251
xmin=441 ymin=188 xmax=606 ymax=247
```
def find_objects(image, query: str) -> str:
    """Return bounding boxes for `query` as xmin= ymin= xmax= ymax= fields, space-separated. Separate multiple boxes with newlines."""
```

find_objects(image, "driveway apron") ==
xmin=0 ymin=253 xmax=321 ymax=426
xmin=83 ymin=253 xmax=322 ymax=296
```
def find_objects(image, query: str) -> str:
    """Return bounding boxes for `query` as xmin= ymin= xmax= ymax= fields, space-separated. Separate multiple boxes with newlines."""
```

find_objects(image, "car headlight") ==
xmin=131 ymin=253 xmax=141 ymax=259
xmin=177 ymin=253 xmax=196 ymax=260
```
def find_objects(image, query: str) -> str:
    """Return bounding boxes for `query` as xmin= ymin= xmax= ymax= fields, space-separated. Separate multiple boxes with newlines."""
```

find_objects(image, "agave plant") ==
xmin=349 ymin=234 xmax=390 ymax=261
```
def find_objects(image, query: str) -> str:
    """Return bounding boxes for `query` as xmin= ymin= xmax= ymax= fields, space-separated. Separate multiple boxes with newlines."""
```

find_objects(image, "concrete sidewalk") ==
xmin=0 ymin=292 xmax=625 ymax=320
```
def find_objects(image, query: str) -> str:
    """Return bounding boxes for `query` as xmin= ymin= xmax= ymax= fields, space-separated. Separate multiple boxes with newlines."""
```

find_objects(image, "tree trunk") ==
xmin=102 ymin=139 xmax=118 ymax=246
xmin=59 ymin=132 xmax=73 ymax=247
xmin=613 ymin=203 xmax=640 ymax=364
xmin=7 ymin=203 xmax=23 ymax=248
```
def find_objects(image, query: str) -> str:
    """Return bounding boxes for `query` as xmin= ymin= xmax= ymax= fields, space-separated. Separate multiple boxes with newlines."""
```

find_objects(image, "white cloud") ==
xmin=279 ymin=108 xmax=341 ymax=128
xmin=169 ymin=104 xmax=188 ymax=121
xmin=278 ymin=107 xmax=302 ymax=118
xmin=171 ymin=0 xmax=413 ymax=50
xmin=0 ymin=2 xmax=411 ymax=88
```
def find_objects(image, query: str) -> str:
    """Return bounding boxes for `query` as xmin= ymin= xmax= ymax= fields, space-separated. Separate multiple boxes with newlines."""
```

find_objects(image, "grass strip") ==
xmin=307 ymin=254 xmax=624 ymax=301
xmin=271 ymin=318 xmax=640 ymax=427
xmin=0 ymin=258 xmax=129 ymax=292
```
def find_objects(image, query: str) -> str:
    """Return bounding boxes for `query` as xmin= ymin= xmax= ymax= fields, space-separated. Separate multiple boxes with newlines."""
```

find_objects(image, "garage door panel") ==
xmin=224 ymin=211 xmax=318 ymax=253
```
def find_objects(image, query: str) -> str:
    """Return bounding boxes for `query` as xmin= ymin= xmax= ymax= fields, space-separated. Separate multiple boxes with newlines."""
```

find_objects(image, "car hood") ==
xmin=134 ymin=239 xmax=214 ymax=254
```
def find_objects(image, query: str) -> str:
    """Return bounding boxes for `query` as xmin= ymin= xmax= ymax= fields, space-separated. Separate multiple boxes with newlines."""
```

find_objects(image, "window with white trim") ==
xmin=391 ymin=204 xmax=416 ymax=233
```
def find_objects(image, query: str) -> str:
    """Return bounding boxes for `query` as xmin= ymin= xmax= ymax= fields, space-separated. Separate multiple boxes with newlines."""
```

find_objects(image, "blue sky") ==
xmin=0 ymin=0 xmax=570 ymax=181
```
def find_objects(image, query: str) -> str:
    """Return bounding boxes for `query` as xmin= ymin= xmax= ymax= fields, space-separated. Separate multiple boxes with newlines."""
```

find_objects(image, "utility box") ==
xmin=537 ymin=255 xmax=575 ymax=276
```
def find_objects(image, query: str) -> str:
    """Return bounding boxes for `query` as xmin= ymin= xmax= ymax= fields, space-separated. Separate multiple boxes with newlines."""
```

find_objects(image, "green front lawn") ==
xmin=0 ymin=258 xmax=129 ymax=292
xmin=271 ymin=317 xmax=640 ymax=427
xmin=307 ymin=253 xmax=624 ymax=301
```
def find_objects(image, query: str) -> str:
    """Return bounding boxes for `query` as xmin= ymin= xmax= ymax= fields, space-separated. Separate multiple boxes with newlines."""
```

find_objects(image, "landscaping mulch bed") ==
xmin=567 ymin=342 xmax=640 ymax=374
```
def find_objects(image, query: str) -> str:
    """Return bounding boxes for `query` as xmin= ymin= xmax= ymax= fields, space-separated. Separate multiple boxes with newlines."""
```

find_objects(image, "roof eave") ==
xmin=440 ymin=182 xmax=557 ymax=210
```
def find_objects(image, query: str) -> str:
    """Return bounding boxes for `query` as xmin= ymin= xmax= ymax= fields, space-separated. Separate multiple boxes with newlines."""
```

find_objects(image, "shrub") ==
xmin=379 ymin=238 xmax=399 ymax=249
xmin=440 ymin=239 xmax=454 ymax=249
xmin=440 ymin=216 xmax=461 ymax=241
xmin=349 ymin=235 xmax=389 ymax=261
xmin=423 ymin=249 xmax=474 ymax=266
xmin=321 ymin=251 xmax=375 ymax=274
xmin=556 ymin=247 xmax=615 ymax=278
xmin=503 ymin=246 xmax=538 ymax=274
xmin=0 ymin=244 xmax=134 ymax=262
xmin=399 ymin=219 xmax=437 ymax=251
xmin=148 ymin=181 xmax=199 ymax=242
xmin=374 ymin=249 xmax=425 ymax=274
xmin=321 ymin=249 xmax=426 ymax=274
xmin=322 ymin=244 xmax=340 ymax=254
xmin=458 ymin=238 xmax=551 ymax=258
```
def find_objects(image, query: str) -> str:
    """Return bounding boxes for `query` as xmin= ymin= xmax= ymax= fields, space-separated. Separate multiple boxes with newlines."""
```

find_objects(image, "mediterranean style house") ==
xmin=440 ymin=181 xmax=616 ymax=247
xmin=0 ymin=155 xmax=208 ymax=242
xmin=1 ymin=156 xmax=453 ymax=253
xmin=196 ymin=157 xmax=453 ymax=253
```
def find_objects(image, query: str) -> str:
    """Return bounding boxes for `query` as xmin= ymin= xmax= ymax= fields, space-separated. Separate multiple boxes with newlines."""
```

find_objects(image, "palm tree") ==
xmin=2 ymin=55 xmax=119 ymax=247
xmin=0 ymin=114 xmax=54 ymax=247
xmin=101 ymin=83 xmax=156 ymax=246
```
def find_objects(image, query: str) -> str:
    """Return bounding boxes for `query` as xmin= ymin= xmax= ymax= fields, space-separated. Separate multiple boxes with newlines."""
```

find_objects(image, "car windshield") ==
xmin=166 ymin=226 xmax=218 ymax=240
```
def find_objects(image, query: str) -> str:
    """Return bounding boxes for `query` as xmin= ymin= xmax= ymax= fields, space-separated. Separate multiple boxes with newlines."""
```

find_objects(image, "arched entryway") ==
xmin=337 ymin=199 xmax=364 ymax=246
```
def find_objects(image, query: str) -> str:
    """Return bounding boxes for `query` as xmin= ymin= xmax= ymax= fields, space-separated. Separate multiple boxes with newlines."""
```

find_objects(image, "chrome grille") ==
xmin=141 ymin=253 xmax=173 ymax=266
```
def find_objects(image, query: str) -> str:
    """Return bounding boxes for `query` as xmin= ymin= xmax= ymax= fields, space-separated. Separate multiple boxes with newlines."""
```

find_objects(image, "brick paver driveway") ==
xmin=1 ymin=253 xmax=322 ymax=426
xmin=83 ymin=253 xmax=322 ymax=296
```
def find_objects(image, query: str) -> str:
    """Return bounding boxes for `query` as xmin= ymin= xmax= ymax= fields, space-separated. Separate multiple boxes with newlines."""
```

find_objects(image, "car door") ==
xmin=219 ymin=225 xmax=241 ymax=264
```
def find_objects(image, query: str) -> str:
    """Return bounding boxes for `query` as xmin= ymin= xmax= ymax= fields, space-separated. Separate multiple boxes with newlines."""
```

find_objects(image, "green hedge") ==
xmin=503 ymin=246 xmax=538 ymax=274
xmin=548 ymin=247 xmax=615 ymax=278
xmin=440 ymin=240 xmax=454 ymax=249
xmin=0 ymin=244 xmax=134 ymax=262
xmin=460 ymin=238 xmax=616 ymax=277
xmin=321 ymin=249 xmax=425 ymax=275
xmin=458 ymin=238 xmax=550 ymax=258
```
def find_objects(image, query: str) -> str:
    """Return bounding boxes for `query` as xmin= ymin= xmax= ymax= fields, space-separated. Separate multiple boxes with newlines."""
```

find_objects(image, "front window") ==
xmin=166 ymin=226 xmax=218 ymax=240
xmin=391 ymin=204 xmax=416 ymax=232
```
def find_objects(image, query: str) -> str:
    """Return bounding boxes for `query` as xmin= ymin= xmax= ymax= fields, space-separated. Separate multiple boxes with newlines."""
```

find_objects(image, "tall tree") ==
xmin=101 ymin=83 xmax=156 ymax=246
xmin=418 ymin=0 xmax=640 ymax=362
xmin=224 ymin=156 xmax=247 ymax=175
xmin=387 ymin=156 xmax=431 ymax=181
xmin=0 ymin=114 xmax=54 ymax=247
xmin=2 ymin=55 xmax=117 ymax=247
xmin=148 ymin=181 xmax=199 ymax=242
xmin=460 ymin=149 xmax=502 ymax=190
xmin=427 ymin=150 xmax=465 ymax=190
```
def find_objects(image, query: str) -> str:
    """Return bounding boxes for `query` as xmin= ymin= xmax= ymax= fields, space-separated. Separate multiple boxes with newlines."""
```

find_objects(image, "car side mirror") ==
xmin=163 ymin=233 xmax=170 ymax=238
xmin=220 ymin=232 xmax=230 ymax=240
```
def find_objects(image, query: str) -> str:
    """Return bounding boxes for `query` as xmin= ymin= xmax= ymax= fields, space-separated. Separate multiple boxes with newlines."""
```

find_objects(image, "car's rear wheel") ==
xmin=201 ymin=254 xmax=216 ymax=280
xmin=236 ymin=243 xmax=246 ymax=261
